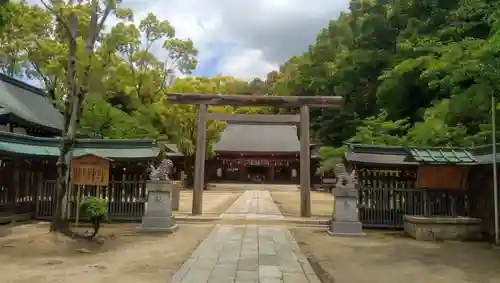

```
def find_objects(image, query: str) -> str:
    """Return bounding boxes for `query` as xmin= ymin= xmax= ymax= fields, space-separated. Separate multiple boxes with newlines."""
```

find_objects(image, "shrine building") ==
xmin=205 ymin=122 xmax=302 ymax=184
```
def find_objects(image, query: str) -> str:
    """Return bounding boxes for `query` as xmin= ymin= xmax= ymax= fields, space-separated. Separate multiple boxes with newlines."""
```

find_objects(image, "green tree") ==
xmin=36 ymin=0 xmax=125 ymax=234
xmin=103 ymin=12 xmax=198 ymax=109
xmin=270 ymin=0 xmax=500 ymax=148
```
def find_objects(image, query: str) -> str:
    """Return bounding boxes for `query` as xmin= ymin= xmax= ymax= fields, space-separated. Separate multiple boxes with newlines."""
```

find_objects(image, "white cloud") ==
xmin=121 ymin=0 xmax=349 ymax=80
xmin=27 ymin=0 xmax=350 ymax=80
xmin=218 ymin=49 xmax=278 ymax=80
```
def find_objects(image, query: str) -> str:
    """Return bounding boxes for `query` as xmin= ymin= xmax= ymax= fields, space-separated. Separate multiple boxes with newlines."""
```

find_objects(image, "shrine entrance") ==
xmin=166 ymin=93 xmax=343 ymax=217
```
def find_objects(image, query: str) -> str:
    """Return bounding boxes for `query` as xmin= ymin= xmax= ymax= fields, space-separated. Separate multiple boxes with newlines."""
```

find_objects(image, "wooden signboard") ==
xmin=71 ymin=154 xmax=112 ymax=186
xmin=417 ymin=165 xmax=468 ymax=190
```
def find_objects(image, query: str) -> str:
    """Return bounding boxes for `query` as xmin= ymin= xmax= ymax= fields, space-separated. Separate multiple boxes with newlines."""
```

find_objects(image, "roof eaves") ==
xmin=345 ymin=143 xmax=408 ymax=155
xmin=75 ymin=138 xmax=158 ymax=149
xmin=0 ymin=73 xmax=47 ymax=97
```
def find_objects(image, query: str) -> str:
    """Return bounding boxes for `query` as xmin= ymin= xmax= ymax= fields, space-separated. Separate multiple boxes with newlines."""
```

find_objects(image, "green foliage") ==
xmin=79 ymin=196 xmax=108 ymax=222
xmin=80 ymin=94 xmax=158 ymax=139
xmin=349 ymin=110 xmax=408 ymax=145
xmin=0 ymin=1 xmax=12 ymax=32
xmin=0 ymin=2 xmax=276 ymax=147
xmin=269 ymin=0 xmax=500 ymax=150
xmin=317 ymin=146 xmax=347 ymax=175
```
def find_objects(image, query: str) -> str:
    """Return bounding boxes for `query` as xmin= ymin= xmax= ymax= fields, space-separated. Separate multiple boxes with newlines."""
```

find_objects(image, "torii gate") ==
xmin=166 ymin=93 xmax=343 ymax=217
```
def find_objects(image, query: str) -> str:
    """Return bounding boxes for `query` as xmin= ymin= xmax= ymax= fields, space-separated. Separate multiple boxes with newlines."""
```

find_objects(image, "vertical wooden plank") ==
xmin=193 ymin=104 xmax=207 ymax=215
xmin=300 ymin=105 xmax=311 ymax=217
xmin=35 ymin=166 xmax=42 ymax=218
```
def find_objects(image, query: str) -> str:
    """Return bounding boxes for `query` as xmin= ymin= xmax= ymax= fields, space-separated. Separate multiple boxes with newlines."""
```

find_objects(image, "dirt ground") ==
xmin=291 ymin=228 xmax=500 ymax=283
xmin=174 ymin=190 xmax=242 ymax=216
xmin=271 ymin=191 xmax=333 ymax=218
xmin=0 ymin=222 xmax=213 ymax=283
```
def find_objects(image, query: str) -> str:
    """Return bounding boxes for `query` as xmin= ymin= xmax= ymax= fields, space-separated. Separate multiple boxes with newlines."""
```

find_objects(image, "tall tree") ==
xmin=38 ymin=0 xmax=123 ymax=233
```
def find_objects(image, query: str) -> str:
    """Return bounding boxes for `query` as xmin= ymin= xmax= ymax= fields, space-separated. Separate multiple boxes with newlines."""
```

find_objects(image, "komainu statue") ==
xmin=149 ymin=158 xmax=174 ymax=181
xmin=334 ymin=164 xmax=358 ymax=194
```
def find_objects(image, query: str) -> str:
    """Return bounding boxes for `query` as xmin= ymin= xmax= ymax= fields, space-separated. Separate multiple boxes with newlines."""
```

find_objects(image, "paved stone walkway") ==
xmin=170 ymin=190 xmax=321 ymax=283
xmin=222 ymin=190 xmax=284 ymax=220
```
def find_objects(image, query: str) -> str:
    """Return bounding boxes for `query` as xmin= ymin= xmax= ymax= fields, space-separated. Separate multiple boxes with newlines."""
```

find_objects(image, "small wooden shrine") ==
xmin=343 ymin=143 xmax=476 ymax=229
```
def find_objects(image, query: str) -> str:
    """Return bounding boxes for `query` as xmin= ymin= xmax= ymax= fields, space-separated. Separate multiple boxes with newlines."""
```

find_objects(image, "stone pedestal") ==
xmin=328 ymin=186 xmax=364 ymax=236
xmin=139 ymin=180 xmax=178 ymax=233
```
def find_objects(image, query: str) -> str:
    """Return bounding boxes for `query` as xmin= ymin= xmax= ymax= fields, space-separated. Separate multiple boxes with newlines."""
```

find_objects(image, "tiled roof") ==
xmin=0 ymin=131 xmax=160 ymax=160
xmin=0 ymin=74 xmax=63 ymax=133
xmin=345 ymin=144 xmax=476 ymax=165
xmin=163 ymin=143 xmax=184 ymax=157
xmin=470 ymin=144 xmax=500 ymax=164
xmin=345 ymin=143 xmax=417 ymax=166
xmin=408 ymin=147 xmax=476 ymax=164
xmin=214 ymin=123 xmax=300 ymax=153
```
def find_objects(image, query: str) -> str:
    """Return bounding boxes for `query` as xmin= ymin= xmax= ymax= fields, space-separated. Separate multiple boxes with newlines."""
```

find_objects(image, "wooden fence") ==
xmin=357 ymin=167 xmax=469 ymax=229
xmin=468 ymin=165 xmax=500 ymax=239
xmin=0 ymin=157 xmax=149 ymax=222
xmin=36 ymin=178 xmax=147 ymax=221
xmin=0 ymin=159 xmax=42 ymax=221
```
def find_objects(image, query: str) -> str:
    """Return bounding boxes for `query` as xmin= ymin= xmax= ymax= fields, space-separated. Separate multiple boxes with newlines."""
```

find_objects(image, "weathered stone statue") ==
xmin=327 ymin=164 xmax=365 ymax=236
xmin=139 ymin=158 xmax=178 ymax=233
xmin=149 ymin=158 xmax=174 ymax=181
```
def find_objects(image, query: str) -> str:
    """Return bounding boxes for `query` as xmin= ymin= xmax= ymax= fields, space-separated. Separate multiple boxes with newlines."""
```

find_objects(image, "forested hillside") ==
xmin=271 ymin=0 xmax=500 ymax=148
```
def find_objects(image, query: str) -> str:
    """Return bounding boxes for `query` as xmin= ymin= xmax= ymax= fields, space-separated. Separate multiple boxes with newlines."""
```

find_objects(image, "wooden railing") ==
xmin=37 ymin=180 xmax=147 ymax=221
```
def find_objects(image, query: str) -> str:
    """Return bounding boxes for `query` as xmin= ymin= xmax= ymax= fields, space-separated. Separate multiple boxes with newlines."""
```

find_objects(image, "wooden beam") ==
xmin=300 ymin=105 xmax=311 ymax=217
xmin=206 ymin=113 xmax=300 ymax=123
xmin=166 ymin=93 xmax=343 ymax=108
xmin=192 ymin=104 xmax=207 ymax=215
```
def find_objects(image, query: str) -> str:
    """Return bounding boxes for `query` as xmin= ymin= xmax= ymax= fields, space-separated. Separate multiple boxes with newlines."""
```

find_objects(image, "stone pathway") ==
xmin=222 ymin=190 xmax=284 ymax=220
xmin=169 ymin=190 xmax=321 ymax=283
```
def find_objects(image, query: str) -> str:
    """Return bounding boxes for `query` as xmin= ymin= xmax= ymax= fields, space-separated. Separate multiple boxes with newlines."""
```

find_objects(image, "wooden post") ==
xmin=300 ymin=105 xmax=311 ymax=217
xmin=193 ymin=104 xmax=207 ymax=215
xmin=171 ymin=183 xmax=180 ymax=211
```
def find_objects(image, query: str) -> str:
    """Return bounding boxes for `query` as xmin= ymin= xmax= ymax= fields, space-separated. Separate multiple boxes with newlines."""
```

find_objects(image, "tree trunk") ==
xmin=50 ymin=10 xmax=79 ymax=233
xmin=50 ymin=140 xmax=72 ymax=233
xmin=46 ymin=0 xmax=113 ymax=235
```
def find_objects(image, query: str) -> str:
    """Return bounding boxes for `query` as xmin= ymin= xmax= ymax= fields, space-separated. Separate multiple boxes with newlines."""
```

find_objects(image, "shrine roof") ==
xmin=0 ymin=131 xmax=160 ymax=160
xmin=345 ymin=143 xmax=477 ymax=166
xmin=213 ymin=123 xmax=300 ymax=153
xmin=0 ymin=74 xmax=63 ymax=134
xmin=407 ymin=147 xmax=476 ymax=164
xmin=161 ymin=142 xmax=184 ymax=157
xmin=469 ymin=144 xmax=500 ymax=164
xmin=345 ymin=143 xmax=416 ymax=166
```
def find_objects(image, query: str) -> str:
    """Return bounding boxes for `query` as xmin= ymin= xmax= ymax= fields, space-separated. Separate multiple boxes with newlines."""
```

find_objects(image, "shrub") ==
xmin=79 ymin=196 xmax=108 ymax=239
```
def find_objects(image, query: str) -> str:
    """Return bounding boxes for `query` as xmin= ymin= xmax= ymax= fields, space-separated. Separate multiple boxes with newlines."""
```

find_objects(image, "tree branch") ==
xmin=39 ymin=0 xmax=73 ymax=38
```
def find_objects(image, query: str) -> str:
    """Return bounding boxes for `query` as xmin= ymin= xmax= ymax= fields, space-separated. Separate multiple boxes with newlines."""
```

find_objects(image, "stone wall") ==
xmin=404 ymin=215 xmax=482 ymax=241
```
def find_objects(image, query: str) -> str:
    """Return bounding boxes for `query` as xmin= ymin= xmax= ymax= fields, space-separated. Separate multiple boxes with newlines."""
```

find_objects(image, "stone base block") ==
xmin=404 ymin=215 xmax=481 ymax=241
xmin=327 ymin=221 xmax=365 ymax=236
xmin=139 ymin=216 xmax=178 ymax=233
